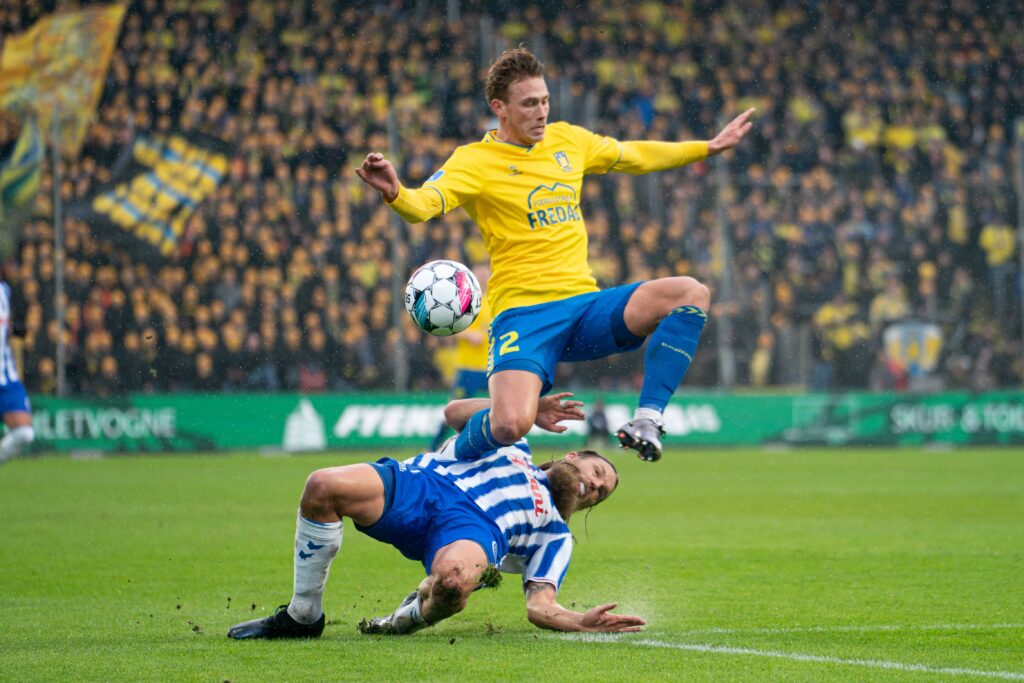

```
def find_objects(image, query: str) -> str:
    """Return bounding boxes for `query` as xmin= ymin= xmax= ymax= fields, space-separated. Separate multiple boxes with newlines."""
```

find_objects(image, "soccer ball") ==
xmin=404 ymin=260 xmax=482 ymax=336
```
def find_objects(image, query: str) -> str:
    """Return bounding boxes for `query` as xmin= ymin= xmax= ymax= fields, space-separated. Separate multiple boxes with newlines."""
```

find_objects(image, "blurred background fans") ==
xmin=0 ymin=0 xmax=1021 ymax=401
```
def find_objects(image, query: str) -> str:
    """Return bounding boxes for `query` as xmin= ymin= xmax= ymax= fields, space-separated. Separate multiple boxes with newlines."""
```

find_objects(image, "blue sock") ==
xmin=454 ymin=409 xmax=505 ymax=460
xmin=638 ymin=306 xmax=708 ymax=411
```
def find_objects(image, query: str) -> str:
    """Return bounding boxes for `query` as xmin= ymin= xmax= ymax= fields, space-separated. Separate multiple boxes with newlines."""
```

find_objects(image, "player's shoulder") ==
xmin=435 ymin=138 xmax=495 ymax=172
xmin=547 ymin=120 xmax=595 ymax=141
xmin=457 ymin=134 xmax=497 ymax=155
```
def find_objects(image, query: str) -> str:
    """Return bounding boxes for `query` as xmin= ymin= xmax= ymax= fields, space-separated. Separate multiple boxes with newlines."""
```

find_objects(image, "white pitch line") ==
xmin=561 ymin=634 xmax=1024 ymax=681
xmin=675 ymin=623 xmax=1024 ymax=637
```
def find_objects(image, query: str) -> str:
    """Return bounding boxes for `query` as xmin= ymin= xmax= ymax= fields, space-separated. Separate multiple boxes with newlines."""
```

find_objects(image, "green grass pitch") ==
xmin=2 ymin=447 xmax=1022 ymax=681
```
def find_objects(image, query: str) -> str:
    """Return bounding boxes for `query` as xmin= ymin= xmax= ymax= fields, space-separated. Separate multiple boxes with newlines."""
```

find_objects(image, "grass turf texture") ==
xmin=1 ymin=448 xmax=1022 ymax=682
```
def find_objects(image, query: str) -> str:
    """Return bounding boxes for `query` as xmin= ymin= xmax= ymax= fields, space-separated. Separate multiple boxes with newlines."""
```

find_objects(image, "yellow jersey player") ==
xmin=357 ymin=47 xmax=754 ymax=463
xmin=429 ymin=263 xmax=492 ymax=451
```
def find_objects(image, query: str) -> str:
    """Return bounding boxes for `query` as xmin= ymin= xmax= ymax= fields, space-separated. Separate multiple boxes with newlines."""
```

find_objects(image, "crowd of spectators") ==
xmin=1 ymin=0 xmax=1021 ymax=396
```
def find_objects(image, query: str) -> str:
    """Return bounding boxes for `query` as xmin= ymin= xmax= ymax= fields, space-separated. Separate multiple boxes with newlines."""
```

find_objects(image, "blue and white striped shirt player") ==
xmin=406 ymin=438 xmax=574 ymax=590
xmin=0 ymin=283 xmax=22 ymax=387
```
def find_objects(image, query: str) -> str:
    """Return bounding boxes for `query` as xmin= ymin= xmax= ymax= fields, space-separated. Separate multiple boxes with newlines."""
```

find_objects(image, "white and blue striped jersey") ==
xmin=0 ymin=283 xmax=21 ymax=386
xmin=406 ymin=439 xmax=573 ymax=590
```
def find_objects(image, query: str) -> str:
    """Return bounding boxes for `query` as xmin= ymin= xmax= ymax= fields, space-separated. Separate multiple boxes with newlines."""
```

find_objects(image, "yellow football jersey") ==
xmin=388 ymin=121 xmax=707 ymax=316
xmin=454 ymin=295 xmax=491 ymax=371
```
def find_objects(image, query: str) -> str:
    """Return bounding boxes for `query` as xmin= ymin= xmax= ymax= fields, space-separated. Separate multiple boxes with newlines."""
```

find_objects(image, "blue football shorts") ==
xmin=355 ymin=458 xmax=508 ymax=575
xmin=0 ymin=380 xmax=31 ymax=415
xmin=487 ymin=282 xmax=645 ymax=393
xmin=451 ymin=369 xmax=488 ymax=399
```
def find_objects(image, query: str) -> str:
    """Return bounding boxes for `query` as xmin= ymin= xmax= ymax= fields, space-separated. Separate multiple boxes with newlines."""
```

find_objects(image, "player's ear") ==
xmin=564 ymin=451 xmax=578 ymax=463
xmin=489 ymin=98 xmax=505 ymax=119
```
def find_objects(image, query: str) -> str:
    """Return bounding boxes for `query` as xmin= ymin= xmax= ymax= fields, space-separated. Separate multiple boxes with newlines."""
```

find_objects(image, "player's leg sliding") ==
xmin=360 ymin=543 xmax=482 ymax=635
xmin=619 ymin=305 xmax=708 ymax=462
xmin=359 ymin=589 xmax=427 ymax=635
xmin=287 ymin=515 xmax=342 ymax=623
xmin=228 ymin=513 xmax=342 ymax=640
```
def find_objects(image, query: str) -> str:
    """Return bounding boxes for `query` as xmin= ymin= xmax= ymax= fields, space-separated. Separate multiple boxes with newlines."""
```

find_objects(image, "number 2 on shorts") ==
xmin=498 ymin=331 xmax=520 ymax=355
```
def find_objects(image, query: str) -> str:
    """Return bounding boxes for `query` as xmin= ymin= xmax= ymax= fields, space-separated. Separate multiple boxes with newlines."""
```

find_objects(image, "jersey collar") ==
xmin=485 ymin=130 xmax=537 ymax=152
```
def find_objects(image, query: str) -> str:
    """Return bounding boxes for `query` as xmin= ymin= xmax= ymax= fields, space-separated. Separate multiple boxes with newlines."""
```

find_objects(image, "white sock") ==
xmin=390 ymin=592 xmax=427 ymax=634
xmin=286 ymin=514 xmax=342 ymax=624
xmin=0 ymin=425 xmax=34 ymax=463
xmin=634 ymin=407 xmax=663 ymax=424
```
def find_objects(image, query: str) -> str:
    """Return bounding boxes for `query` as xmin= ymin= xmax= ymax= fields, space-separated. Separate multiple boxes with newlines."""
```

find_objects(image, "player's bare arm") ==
xmin=354 ymin=152 xmax=400 ymax=201
xmin=524 ymin=581 xmax=646 ymax=633
xmin=707 ymin=107 xmax=756 ymax=156
xmin=444 ymin=392 xmax=584 ymax=433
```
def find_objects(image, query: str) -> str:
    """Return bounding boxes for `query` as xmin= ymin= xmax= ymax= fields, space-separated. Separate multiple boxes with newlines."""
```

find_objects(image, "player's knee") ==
xmin=300 ymin=469 xmax=336 ymax=514
xmin=677 ymin=276 xmax=711 ymax=310
xmin=488 ymin=405 xmax=534 ymax=444
xmin=489 ymin=414 xmax=531 ymax=444
xmin=432 ymin=559 xmax=469 ymax=589
xmin=430 ymin=561 xmax=475 ymax=610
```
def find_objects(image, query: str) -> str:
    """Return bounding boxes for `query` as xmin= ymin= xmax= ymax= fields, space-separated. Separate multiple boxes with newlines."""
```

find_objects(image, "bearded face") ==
xmin=543 ymin=460 xmax=583 ymax=521
xmin=541 ymin=452 xmax=619 ymax=521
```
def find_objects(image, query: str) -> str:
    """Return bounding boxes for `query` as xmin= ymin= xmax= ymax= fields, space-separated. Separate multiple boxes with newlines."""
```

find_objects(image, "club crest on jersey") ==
xmin=553 ymin=151 xmax=572 ymax=173
xmin=508 ymin=165 xmax=522 ymax=176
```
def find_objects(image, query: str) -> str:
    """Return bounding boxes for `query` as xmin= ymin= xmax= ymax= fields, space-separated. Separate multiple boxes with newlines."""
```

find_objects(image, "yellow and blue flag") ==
xmin=70 ymin=132 xmax=230 ymax=260
xmin=0 ymin=118 xmax=43 ymax=209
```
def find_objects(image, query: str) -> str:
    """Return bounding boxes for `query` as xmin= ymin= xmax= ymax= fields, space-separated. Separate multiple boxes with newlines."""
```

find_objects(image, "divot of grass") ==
xmin=477 ymin=564 xmax=503 ymax=589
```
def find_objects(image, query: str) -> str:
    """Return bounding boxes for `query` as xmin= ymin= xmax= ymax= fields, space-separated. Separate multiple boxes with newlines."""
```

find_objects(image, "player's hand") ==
xmin=707 ymin=107 xmax=755 ymax=156
xmin=535 ymin=392 xmax=585 ymax=433
xmin=580 ymin=603 xmax=646 ymax=633
xmin=354 ymin=152 xmax=400 ymax=201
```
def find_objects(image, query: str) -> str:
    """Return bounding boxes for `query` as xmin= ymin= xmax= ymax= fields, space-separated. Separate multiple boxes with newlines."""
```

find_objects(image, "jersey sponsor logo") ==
xmin=525 ymin=182 xmax=580 ymax=230
xmin=427 ymin=169 xmax=445 ymax=182
xmin=508 ymin=165 xmax=522 ymax=176
xmin=508 ymin=454 xmax=547 ymax=516
xmin=553 ymin=151 xmax=573 ymax=173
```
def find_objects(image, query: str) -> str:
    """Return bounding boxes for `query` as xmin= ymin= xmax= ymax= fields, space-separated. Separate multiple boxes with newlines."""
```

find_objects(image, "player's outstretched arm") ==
xmin=444 ymin=393 xmax=584 ymax=434
xmin=354 ymin=152 xmax=400 ymax=201
xmin=354 ymin=152 xmax=447 ymax=223
xmin=525 ymin=582 xmax=646 ymax=633
xmin=356 ymin=149 xmax=481 ymax=223
xmin=707 ymin=107 xmax=756 ymax=156
xmin=611 ymin=107 xmax=756 ymax=175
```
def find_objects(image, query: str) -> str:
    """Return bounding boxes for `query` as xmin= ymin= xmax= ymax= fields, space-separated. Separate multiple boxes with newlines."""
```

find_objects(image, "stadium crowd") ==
xmin=2 ymin=0 xmax=1021 ymax=395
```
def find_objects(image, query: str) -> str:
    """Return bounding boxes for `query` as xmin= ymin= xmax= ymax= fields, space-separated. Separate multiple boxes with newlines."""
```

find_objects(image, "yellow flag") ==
xmin=0 ymin=5 xmax=126 ymax=155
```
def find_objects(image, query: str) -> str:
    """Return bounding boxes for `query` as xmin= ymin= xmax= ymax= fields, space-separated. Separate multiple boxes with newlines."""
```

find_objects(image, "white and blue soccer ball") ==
xmin=404 ymin=260 xmax=482 ymax=336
